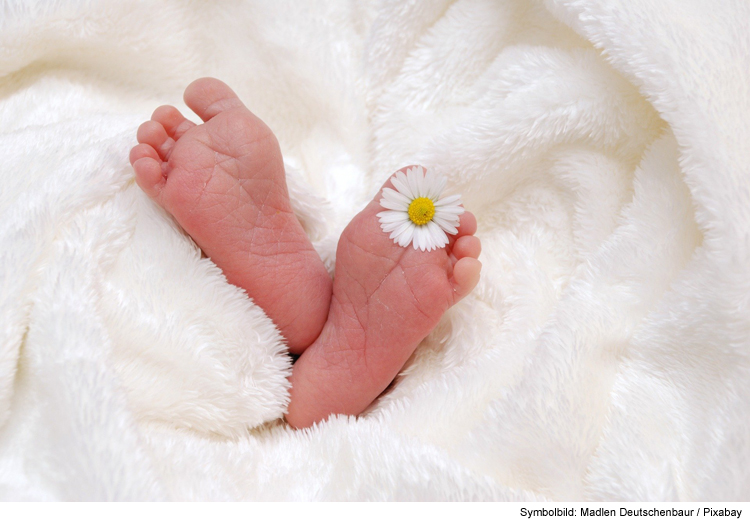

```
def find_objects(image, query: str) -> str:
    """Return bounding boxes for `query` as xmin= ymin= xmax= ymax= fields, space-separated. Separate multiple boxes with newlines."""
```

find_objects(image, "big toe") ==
xmin=183 ymin=77 xmax=245 ymax=122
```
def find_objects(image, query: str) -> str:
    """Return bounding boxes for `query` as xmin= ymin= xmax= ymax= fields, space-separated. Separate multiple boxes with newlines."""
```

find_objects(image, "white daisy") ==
xmin=377 ymin=165 xmax=464 ymax=252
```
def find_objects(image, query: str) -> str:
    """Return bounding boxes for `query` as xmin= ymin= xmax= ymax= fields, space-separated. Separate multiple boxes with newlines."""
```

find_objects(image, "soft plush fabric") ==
xmin=0 ymin=0 xmax=748 ymax=501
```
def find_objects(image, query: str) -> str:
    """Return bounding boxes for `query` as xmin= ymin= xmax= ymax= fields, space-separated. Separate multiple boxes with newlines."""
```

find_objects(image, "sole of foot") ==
xmin=130 ymin=78 xmax=332 ymax=353
xmin=285 ymin=166 xmax=481 ymax=428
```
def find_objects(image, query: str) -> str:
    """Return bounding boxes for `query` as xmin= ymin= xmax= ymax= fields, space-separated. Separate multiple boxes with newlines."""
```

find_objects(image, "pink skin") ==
xmin=285 ymin=167 xmax=481 ymax=428
xmin=130 ymin=78 xmax=332 ymax=353
xmin=130 ymin=79 xmax=482 ymax=428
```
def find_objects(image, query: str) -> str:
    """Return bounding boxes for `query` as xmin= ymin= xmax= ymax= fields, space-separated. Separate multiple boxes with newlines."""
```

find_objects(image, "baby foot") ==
xmin=130 ymin=78 xmax=332 ymax=352
xmin=285 ymin=166 xmax=481 ymax=428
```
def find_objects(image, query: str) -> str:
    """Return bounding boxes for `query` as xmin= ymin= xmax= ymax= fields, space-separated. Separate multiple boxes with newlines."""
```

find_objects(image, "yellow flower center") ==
xmin=408 ymin=197 xmax=435 ymax=226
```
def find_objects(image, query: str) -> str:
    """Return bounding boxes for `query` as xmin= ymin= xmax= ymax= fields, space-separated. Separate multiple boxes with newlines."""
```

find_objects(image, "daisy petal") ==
xmin=391 ymin=173 xmax=414 ymax=199
xmin=411 ymin=225 xmax=421 ymax=250
xmin=381 ymin=223 xmax=404 ymax=233
xmin=407 ymin=168 xmax=422 ymax=199
xmin=428 ymin=176 xmax=447 ymax=201
xmin=424 ymin=223 xmax=437 ymax=251
xmin=426 ymin=225 xmax=437 ymax=251
xmin=398 ymin=223 xmax=415 ymax=247
xmin=432 ymin=215 xmax=459 ymax=235
xmin=380 ymin=199 xmax=409 ymax=211
xmin=427 ymin=187 xmax=436 ymax=204
xmin=418 ymin=225 xmax=430 ymax=251
xmin=434 ymin=194 xmax=462 ymax=207
xmin=377 ymin=210 xmax=409 ymax=223
xmin=436 ymin=206 xmax=465 ymax=216
xmin=382 ymin=187 xmax=411 ymax=207
xmin=428 ymin=221 xmax=449 ymax=248
xmin=425 ymin=224 xmax=438 ymax=251
xmin=408 ymin=165 xmax=424 ymax=179
xmin=390 ymin=220 xmax=412 ymax=240
xmin=433 ymin=211 xmax=460 ymax=224
xmin=416 ymin=167 xmax=428 ymax=198
xmin=423 ymin=174 xmax=435 ymax=201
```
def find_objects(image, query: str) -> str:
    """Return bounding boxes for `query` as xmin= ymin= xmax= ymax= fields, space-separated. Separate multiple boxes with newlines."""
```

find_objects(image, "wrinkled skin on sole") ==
xmin=130 ymin=78 xmax=332 ymax=353
xmin=286 ymin=167 xmax=481 ymax=428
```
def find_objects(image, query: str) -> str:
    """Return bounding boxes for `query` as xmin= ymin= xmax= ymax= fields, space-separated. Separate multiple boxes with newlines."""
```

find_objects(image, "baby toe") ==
xmin=132 ymin=157 xmax=165 ymax=198
xmin=129 ymin=143 xmax=160 ymax=165
xmin=137 ymin=120 xmax=167 ymax=146
xmin=183 ymin=77 xmax=245 ymax=122
xmin=452 ymin=257 xmax=481 ymax=301
xmin=452 ymin=235 xmax=482 ymax=260
xmin=151 ymin=105 xmax=195 ymax=140
xmin=456 ymin=211 xmax=477 ymax=237
xmin=137 ymin=120 xmax=174 ymax=159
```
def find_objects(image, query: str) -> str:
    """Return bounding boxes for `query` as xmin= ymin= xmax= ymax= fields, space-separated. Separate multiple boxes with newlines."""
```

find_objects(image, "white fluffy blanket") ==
xmin=1 ymin=0 xmax=748 ymax=501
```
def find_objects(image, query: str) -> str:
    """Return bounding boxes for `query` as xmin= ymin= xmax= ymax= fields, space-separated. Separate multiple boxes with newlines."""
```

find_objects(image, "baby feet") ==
xmin=130 ymin=78 xmax=331 ymax=353
xmin=131 ymin=79 xmax=481 ymax=428
xmin=285 ymin=167 xmax=481 ymax=428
